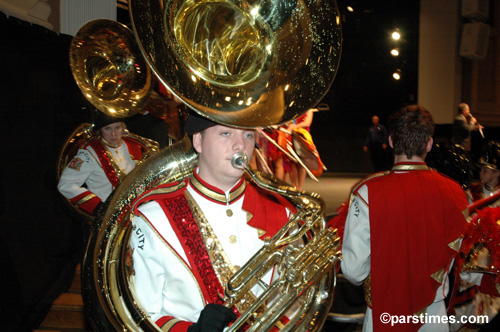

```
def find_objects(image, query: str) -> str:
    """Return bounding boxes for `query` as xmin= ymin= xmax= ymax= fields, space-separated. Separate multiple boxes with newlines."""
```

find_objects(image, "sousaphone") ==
xmin=82 ymin=0 xmax=343 ymax=331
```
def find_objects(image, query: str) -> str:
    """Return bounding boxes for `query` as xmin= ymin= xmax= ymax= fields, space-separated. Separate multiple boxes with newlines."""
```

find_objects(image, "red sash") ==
xmin=88 ymin=140 xmax=121 ymax=187
xmin=87 ymin=138 xmax=143 ymax=187
xmin=123 ymin=137 xmax=143 ymax=161
xmin=158 ymin=194 xmax=227 ymax=306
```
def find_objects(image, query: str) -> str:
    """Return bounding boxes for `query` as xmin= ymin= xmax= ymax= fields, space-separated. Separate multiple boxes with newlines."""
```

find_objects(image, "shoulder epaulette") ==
xmin=80 ymin=138 xmax=100 ymax=150
xmin=352 ymin=171 xmax=390 ymax=194
xmin=132 ymin=179 xmax=188 ymax=214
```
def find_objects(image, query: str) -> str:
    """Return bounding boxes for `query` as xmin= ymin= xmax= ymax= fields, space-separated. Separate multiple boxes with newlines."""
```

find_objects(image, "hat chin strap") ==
xmin=102 ymin=137 xmax=123 ymax=149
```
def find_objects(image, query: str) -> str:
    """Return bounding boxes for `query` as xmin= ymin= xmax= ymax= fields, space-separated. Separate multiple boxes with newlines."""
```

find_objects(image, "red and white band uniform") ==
xmin=129 ymin=168 xmax=296 ymax=331
xmin=58 ymin=137 xmax=143 ymax=215
xmin=340 ymin=162 xmax=468 ymax=332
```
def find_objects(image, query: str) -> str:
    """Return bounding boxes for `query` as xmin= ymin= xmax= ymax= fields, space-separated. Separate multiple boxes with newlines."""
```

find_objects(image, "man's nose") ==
xmin=232 ymin=133 xmax=245 ymax=151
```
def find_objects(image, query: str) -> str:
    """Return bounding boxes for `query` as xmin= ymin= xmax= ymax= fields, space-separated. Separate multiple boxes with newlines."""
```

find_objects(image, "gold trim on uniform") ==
xmin=185 ymin=191 xmax=265 ymax=317
xmin=140 ymin=208 xmax=207 ymax=305
xmin=190 ymin=174 xmax=246 ymax=205
xmin=160 ymin=318 xmax=182 ymax=332
xmin=430 ymin=267 xmax=446 ymax=284
xmin=350 ymin=171 xmax=389 ymax=208
xmin=391 ymin=164 xmax=430 ymax=171
xmin=363 ymin=274 xmax=372 ymax=308
xmin=75 ymin=193 xmax=97 ymax=206
xmin=415 ymin=307 xmax=427 ymax=317
xmin=448 ymin=237 xmax=462 ymax=252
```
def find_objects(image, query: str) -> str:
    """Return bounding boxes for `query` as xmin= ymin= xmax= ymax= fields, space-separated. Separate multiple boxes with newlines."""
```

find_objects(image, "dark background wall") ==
xmin=0 ymin=13 xmax=91 ymax=331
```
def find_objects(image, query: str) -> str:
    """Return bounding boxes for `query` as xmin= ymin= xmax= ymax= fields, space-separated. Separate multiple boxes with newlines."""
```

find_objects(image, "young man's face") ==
xmin=101 ymin=122 xmax=125 ymax=146
xmin=193 ymin=125 xmax=255 ymax=190
xmin=479 ymin=166 xmax=500 ymax=187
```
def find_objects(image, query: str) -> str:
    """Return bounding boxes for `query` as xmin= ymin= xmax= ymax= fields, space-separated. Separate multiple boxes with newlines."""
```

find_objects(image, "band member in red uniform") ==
xmin=129 ymin=113 xmax=296 ymax=332
xmin=467 ymin=141 xmax=500 ymax=205
xmin=58 ymin=113 xmax=148 ymax=216
xmin=341 ymin=105 xmax=469 ymax=331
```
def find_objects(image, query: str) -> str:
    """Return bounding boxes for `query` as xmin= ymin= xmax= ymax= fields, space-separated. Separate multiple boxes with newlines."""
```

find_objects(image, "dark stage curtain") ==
xmin=0 ymin=13 xmax=91 ymax=332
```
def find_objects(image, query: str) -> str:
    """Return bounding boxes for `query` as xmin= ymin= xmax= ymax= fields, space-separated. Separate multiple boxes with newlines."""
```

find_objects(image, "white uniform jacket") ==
xmin=129 ymin=170 xmax=293 ymax=330
xmin=58 ymin=138 xmax=140 ymax=214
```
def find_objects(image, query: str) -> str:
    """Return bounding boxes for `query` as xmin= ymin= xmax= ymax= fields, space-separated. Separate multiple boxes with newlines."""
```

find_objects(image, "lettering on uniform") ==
xmin=77 ymin=150 xmax=91 ymax=163
xmin=352 ymin=200 xmax=360 ymax=218
xmin=135 ymin=226 xmax=145 ymax=250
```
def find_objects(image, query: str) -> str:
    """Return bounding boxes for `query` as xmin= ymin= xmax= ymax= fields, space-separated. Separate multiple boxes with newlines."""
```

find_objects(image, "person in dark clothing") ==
xmin=363 ymin=115 xmax=391 ymax=172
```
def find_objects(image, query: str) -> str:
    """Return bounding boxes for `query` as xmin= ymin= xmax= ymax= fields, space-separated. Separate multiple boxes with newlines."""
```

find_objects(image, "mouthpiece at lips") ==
xmin=231 ymin=152 xmax=248 ymax=169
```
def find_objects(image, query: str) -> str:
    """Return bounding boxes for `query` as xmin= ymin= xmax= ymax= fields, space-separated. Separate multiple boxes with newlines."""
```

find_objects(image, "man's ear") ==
xmin=426 ymin=137 xmax=433 ymax=153
xmin=192 ymin=133 xmax=202 ymax=153
xmin=388 ymin=135 xmax=394 ymax=149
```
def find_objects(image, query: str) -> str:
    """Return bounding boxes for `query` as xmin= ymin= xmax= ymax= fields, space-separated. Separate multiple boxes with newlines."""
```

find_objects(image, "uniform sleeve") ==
xmin=57 ymin=149 xmax=102 ymax=214
xmin=131 ymin=213 xmax=169 ymax=320
xmin=130 ymin=212 xmax=194 ymax=332
xmin=340 ymin=185 xmax=371 ymax=286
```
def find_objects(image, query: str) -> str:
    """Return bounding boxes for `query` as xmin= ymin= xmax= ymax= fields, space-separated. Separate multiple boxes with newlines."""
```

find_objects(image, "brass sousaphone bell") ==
xmin=82 ymin=0 xmax=343 ymax=331
xmin=69 ymin=19 xmax=184 ymax=140
xmin=69 ymin=19 xmax=152 ymax=118
xmin=129 ymin=0 xmax=342 ymax=127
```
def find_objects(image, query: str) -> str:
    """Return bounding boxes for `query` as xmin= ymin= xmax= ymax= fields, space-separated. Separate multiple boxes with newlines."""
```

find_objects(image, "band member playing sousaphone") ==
xmin=449 ymin=205 xmax=500 ymax=331
xmin=58 ymin=112 xmax=159 ymax=217
xmin=81 ymin=0 xmax=343 ymax=329
xmin=129 ymin=113 xmax=299 ymax=331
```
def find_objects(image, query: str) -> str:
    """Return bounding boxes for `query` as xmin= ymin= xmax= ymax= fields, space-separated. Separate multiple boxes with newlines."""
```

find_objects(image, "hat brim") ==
xmin=478 ymin=162 xmax=498 ymax=170
xmin=184 ymin=112 xmax=218 ymax=136
xmin=94 ymin=112 xmax=125 ymax=130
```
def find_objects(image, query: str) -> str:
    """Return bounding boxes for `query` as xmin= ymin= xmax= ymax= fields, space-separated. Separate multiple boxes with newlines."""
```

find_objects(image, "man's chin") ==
xmin=227 ymin=168 xmax=245 ymax=179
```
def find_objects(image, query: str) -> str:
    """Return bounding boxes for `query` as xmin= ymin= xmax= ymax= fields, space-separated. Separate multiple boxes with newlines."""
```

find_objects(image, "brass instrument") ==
xmin=69 ymin=19 xmax=152 ymax=118
xmin=226 ymin=153 xmax=341 ymax=331
xmin=83 ymin=136 xmax=198 ymax=331
xmin=129 ymin=0 xmax=342 ymax=127
xmin=82 ymin=0 xmax=343 ymax=330
xmin=83 ymin=139 xmax=340 ymax=331
xmin=56 ymin=122 xmax=160 ymax=221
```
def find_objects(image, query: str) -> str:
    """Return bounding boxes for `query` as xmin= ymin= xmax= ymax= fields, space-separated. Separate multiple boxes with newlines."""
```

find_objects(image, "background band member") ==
xmin=58 ymin=113 xmax=147 ymax=216
xmin=341 ymin=105 xmax=469 ymax=331
xmin=467 ymin=141 xmax=500 ymax=206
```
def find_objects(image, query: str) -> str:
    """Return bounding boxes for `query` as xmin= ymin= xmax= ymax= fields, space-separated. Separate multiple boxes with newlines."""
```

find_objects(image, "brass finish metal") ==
xmin=82 ymin=142 xmax=340 ymax=331
xmin=69 ymin=19 xmax=152 ymax=118
xmin=56 ymin=123 xmax=160 ymax=222
xmin=81 ymin=0 xmax=343 ymax=330
xmin=82 ymin=136 xmax=198 ymax=331
xmin=129 ymin=0 xmax=342 ymax=127
xmin=226 ymin=152 xmax=341 ymax=332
